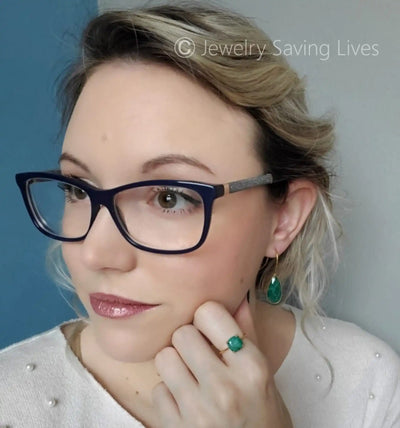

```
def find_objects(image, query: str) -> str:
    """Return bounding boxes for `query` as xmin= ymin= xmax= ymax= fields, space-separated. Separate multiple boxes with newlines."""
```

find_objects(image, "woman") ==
xmin=1 ymin=3 xmax=399 ymax=427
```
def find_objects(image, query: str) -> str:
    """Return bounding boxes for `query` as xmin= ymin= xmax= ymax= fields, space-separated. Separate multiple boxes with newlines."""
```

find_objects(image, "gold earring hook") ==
xmin=274 ymin=252 xmax=279 ymax=275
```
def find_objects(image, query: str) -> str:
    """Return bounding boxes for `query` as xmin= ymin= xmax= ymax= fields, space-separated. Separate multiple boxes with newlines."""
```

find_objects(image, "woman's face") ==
xmin=61 ymin=60 xmax=278 ymax=362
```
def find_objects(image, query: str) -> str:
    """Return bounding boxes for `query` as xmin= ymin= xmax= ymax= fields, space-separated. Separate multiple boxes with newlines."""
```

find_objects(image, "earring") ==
xmin=266 ymin=253 xmax=282 ymax=305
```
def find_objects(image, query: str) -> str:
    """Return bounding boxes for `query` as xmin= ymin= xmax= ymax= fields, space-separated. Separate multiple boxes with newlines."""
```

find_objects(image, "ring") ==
xmin=219 ymin=334 xmax=246 ymax=355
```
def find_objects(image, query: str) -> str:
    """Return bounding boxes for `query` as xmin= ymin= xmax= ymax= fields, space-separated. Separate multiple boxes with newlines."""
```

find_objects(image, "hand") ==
xmin=152 ymin=298 xmax=293 ymax=428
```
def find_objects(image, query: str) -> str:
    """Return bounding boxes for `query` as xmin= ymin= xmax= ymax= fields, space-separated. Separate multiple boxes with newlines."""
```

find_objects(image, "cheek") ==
xmin=161 ymin=202 xmax=271 ymax=316
xmin=201 ymin=196 xmax=272 ymax=310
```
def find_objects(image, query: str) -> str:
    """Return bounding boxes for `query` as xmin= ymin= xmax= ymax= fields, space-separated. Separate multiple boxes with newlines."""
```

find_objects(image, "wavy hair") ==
xmin=51 ymin=1 xmax=341 ymax=320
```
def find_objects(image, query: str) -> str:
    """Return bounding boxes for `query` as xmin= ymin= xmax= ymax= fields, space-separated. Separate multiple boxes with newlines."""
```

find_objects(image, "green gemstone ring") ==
xmin=220 ymin=334 xmax=246 ymax=355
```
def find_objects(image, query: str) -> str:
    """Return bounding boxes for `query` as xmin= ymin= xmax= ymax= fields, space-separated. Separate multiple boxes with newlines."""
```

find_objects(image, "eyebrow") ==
xmin=141 ymin=154 xmax=215 ymax=175
xmin=59 ymin=152 xmax=215 ymax=175
xmin=59 ymin=153 xmax=90 ymax=172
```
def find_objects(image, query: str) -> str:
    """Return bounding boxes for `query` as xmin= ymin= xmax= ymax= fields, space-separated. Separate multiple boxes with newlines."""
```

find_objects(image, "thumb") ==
xmin=233 ymin=295 xmax=258 ymax=346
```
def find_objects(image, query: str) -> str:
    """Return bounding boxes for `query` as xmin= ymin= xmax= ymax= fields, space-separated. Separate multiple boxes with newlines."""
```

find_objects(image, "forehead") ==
xmin=63 ymin=60 xmax=262 ymax=182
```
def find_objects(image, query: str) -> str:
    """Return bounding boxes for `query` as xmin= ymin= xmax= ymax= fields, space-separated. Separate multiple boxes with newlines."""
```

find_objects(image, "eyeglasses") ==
xmin=15 ymin=170 xmax=276 ymax=254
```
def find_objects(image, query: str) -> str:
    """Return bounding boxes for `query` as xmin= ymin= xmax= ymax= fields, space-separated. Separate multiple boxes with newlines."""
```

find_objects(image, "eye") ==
xmin=151 ymin=187 xmax=202 ymax=213
xmin=58 ymin=183 xmax=88 ymax=202
xmin=157 ymin=190 xmax=179 ymax=209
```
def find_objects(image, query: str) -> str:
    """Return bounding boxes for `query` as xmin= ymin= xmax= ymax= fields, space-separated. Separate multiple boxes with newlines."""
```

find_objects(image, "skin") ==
xmin=61 ymin=60 xmax=317 ymax=427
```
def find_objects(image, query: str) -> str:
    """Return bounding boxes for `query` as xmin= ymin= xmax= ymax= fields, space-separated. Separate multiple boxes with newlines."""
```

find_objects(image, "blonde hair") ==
xmin=54 ymin=2 xmax=341 ymax=318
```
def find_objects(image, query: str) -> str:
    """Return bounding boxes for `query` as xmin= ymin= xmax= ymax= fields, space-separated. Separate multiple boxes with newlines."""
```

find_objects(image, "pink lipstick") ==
xmin=89 ymin=293 xmax=159 ymax=319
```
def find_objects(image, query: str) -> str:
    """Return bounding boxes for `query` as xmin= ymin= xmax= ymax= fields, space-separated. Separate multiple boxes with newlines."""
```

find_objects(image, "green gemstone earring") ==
xmin=266 ymin=253 xmax=282 ymax=305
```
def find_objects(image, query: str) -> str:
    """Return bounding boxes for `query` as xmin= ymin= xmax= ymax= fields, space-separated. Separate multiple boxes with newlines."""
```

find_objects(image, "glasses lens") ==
xmin=115 ymin=184 xmax=205 ymax=251
xmin=28 ymin=178 xmax=91 ymax=239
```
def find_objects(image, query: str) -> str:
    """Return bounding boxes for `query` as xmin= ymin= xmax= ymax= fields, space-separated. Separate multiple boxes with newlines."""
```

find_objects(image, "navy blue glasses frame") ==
xmin=15 ymin=171 xmax=275 ymax=255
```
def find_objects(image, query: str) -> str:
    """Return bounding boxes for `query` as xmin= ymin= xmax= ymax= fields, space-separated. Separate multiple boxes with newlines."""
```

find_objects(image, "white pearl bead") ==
xmin=322 ymin=325 xmax=327 ymax=331
xmin=369 ymin=393 xmax=375 ymax=400
xmin=26 ymin=363 xmax=36 ymax=372
xmin=315 ymin=374 xmax=322 ymax=381
xmin=375 ymin=352 xmax=381 ymax=359
xmin=47 ymin=398 xmax=57 ymax=407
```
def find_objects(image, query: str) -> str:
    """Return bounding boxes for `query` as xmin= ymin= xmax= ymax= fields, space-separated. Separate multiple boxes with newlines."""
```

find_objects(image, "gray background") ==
xmin=1 ymin=0 xmax=398 ymax=354
xmin=100 ymin=0 xmax=400 ymax=352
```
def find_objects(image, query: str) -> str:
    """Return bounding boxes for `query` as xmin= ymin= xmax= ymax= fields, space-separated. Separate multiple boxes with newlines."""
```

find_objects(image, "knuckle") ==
xmin=199 ymin=420 xmax=217 ymax=428
xmin=171 ymin=324 xmax=195 ymax=345
xmin=193 ymin=301 xmax=222 ymax=324
xmin=151 ymin=381 xmax=166 ymax=401
xmin=212 ymin=381 xmax=242 ymax=415
xmin=193 ymin=415 xmax=213 ymax=428
xmin=178 ymin=398 xmax=214 ymax=428
xmin=155 ymin=346 xmax=176 ymax=366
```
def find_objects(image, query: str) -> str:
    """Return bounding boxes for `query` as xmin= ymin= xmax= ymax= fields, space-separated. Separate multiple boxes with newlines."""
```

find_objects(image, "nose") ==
xmin=80 ymin=205 xmax=138 ymax=272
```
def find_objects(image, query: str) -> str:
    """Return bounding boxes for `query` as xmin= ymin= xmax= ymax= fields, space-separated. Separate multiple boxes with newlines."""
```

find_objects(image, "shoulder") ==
xmin=0 ymin=321 xmax=77 ymax=387
xmin=0 ymin=323 xmax=66 ymax=368
xmin=0 ymin=318 xmax=85 ymax=380
xmin=288 ymin=305 xmax=400 ymax=426
xmin=300 ymin=307 xmax=400 ymax=375
xmin=0 ymin=320 xmax=80 ymax=425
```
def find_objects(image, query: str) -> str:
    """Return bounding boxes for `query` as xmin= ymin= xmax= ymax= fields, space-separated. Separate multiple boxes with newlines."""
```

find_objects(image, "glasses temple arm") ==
xmin=228 ymin=173 xmax=274 ymax=194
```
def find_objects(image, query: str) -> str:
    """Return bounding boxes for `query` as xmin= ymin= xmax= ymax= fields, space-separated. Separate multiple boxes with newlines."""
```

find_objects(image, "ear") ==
xmin=265 ymin=179 xmax=318 ymax=258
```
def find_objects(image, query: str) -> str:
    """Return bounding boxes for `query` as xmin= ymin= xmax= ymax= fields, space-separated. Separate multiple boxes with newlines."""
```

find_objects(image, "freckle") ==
xmin=136 ymin=391 xmax=139 ymax=395
xmin=240 ymin=277 xmax=244 ymax=284
xmin=101 ymin=133 xmax=108 ymax=142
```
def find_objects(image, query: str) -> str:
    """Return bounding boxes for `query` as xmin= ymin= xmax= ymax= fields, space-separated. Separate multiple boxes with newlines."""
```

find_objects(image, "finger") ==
xmin=152 ymin=381 xmax=180 ymax=427
xmin=155 ymin=346 xmax=198 ymax=404
xmin=193 ymin=301 xmax=258 ymax=366
xmin=171 ymin=324 xmax=224 ymax=380
xmin=233 ymin=296 xmax=258 ymax=346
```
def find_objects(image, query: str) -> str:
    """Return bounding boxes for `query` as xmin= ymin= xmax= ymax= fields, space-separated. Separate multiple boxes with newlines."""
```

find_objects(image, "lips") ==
xmin=89 ymin=293 xmax=159 ymax=319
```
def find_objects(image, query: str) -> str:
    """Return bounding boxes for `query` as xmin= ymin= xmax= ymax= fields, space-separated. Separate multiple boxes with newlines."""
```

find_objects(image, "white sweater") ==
xmin=0 ymin=305 xmax=399 ymax=427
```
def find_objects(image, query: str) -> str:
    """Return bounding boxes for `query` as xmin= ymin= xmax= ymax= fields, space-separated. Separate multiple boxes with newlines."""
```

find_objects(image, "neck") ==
xmin=252 ymin=294 xmax=296 ymax=375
